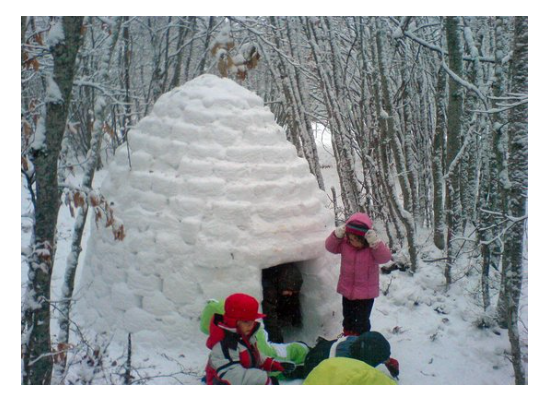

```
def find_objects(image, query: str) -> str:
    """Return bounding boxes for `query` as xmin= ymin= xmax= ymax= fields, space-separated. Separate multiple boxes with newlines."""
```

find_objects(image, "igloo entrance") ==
xmin=261 ymin=262 xmax=304 ymax=343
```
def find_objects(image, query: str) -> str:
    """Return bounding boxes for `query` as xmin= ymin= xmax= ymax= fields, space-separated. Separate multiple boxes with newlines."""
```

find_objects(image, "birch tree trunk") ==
xmin=502 ymin=16 xmax=528 ymax=385
xmin=197 ymin=16 xmax=215 ymax=75
xmin=494 ymin=16 xmax=512 ymax=325
xmin=480 ymin=16 xmax=507 ymax=311
xmin=375 ymin=17 xmax=418 ymax=271
xmin=53 ymin=18 xmax=120 ymax=381
xmin=122 ymin=16 xmax=133 ymax=146
xmin=284 ymin=18 xmax=326 ymax=191
xmin=399 ymin=44 xmax=421 ymax=224
xmin=433 ymin=63 xmax=447 ymax=250
xmin=348 ymin=17 xmax=375 ymax=217
xmin=183 ymin=17 xmax=197 ymax=82
xmin=302 ymin=16 xmax=361 ymax=216
xmin=170 ymin=17 xmax=190 ymax=89
xmin=461 ymin=17 xmax=484 ymax=226
xmin=444 ymin=17 xmax=465 ymax=286
xmin=22 ymin=16 xmax=84 ymax=385
xmin=366 ymin=21 xmax=404 ymax=247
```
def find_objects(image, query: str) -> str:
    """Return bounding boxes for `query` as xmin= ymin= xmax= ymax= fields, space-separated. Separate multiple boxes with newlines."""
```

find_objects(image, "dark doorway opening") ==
xmin=261 ymin=262 xmax=303 ymax=343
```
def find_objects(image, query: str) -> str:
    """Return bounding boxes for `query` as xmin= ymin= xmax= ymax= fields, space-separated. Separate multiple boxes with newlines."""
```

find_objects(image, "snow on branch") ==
xmin=389 ymin=17 xmax=503 ymax=64
xmin=440 ymin=59 xmax=488 ymax=110
xmin=47 ymin=19 xmax=65 ymax=48
xmin=472 ymin=98 xmax=528 ymax=115
xmin=443 ymin=124 xmax=476 ymax=181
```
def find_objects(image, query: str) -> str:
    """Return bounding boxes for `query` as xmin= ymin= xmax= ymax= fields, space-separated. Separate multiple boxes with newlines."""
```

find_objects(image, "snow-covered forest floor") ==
xmin=20 ymin=128 xmax=527 ymax=386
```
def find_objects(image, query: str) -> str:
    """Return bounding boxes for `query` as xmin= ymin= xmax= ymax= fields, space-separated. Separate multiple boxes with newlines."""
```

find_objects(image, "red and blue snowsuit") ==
xmin=205 ymin=314 xmax=283 ymax=385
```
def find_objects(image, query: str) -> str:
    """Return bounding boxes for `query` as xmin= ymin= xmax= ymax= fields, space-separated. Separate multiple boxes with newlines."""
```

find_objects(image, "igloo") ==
xmin=77 ymin=74 xmax=340 ymax=350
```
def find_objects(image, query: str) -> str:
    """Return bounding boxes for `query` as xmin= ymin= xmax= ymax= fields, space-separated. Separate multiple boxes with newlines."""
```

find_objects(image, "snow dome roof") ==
xmin=77 ymin=74 xmax=339 ymax=350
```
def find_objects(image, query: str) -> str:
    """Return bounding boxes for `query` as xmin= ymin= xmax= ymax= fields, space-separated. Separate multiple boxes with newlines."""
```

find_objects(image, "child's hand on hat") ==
xmin=365 ymin=229 xmax=380 ymax=248
xmin=334 ymin=224 xmax=346 ymax=238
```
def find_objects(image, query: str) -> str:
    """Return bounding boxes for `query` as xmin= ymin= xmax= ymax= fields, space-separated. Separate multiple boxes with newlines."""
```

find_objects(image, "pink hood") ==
xmin=325 ymin=213 xmax=391 ymax=300
xmin=346 ymin=213 xmax=373 ymax=231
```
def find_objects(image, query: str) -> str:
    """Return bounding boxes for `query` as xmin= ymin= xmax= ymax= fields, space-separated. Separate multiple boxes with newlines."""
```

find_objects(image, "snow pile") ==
xmin=77 ymin=74 xmax=340 ymax=351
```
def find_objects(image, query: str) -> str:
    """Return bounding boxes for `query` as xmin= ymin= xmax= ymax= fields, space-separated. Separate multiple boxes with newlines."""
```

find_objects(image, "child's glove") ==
xmin=334 ymin=225 xmax=346 ymax=238
xmin=384 ymin=357 xmax=400 ymax=378
xmin=278 ymin=361 xmax=297 ymax=376
xmin=270 ymin=361 xmax=296 ymax=375
xmin=364 ymin=229 xmax=380 ymax=248
xmin=270 ymin=361 xmax=285 ymax=372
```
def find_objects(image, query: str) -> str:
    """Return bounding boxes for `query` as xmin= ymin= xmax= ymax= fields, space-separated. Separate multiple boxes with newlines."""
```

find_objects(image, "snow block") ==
xmin=111 ymin=283 xmax=140 ymax=311
xmin=142 ymin=292 xmax=176 ymax=317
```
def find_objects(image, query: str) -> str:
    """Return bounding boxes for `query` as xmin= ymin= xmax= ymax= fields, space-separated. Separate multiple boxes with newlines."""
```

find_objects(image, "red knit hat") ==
xmin=345 ymin=221 xmax=370 ymax=237
xmin=223 ymin=293 xmax=265 ymax=328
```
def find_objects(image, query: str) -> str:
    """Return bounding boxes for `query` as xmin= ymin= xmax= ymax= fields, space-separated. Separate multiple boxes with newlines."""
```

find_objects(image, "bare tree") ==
xmin=501 ymin=16 xmax=528 ymax=385
xmin=444 ymin=16 xmax=465 ymax=286
xmin=22 ymin=16 xmax=84 ymax=385
xmin=375 ymin=17 xmax=419 ymax=271
xmin=433 ymin=63 xmax=447 ymax=250
xmin=54 ymin=17 xmax=122 ymax=381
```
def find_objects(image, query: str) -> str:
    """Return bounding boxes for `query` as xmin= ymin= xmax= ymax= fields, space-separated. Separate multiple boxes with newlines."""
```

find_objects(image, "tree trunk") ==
xmin=480 ymin=16 xmax=507 ymax=311
xmin=302 ymin=16 xmax=361 ymax=216
xmin=400 ymin=46 xmax=421 ymax=225
xmin=171 ymin=17 xmax=189 ymax=89
xmin=183 ymin=17 xmax=197 ymax=82
xmin=433 ymin=64 xmax=447 ymax=250
xmin=502 ymin=16 xmax=528 ymax=385
xmin=198 ymin=17 xmax=215 ymax=76
xmin=284 ymin=17 xmax=326 ymax=191
xmin=53 ymin=18 xmax=120 ymax=381
xmin=493 ymin=16 xmax=511 ymax=326
xmin=22 ymin=16 xmax=84 ymax=385
xmin=21 ymin=16 xmax=27 ymax=63
xmin=444 ymin=16 xmax=465 ymax=286
xmin=122 ymin=16 xmax=133 ymax=146
xmin=375 ymin=17 xmax=418 ymax=271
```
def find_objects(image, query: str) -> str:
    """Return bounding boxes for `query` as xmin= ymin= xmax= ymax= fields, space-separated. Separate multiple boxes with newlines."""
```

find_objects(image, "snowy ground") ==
xmin=20 ymin=120 xmax=528 ymax=390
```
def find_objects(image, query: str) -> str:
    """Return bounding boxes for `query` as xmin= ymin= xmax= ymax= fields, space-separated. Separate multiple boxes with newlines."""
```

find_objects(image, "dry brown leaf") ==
xmin=236 ymin=69 xmax=247 ymax=81
xmin=103 ymin=122 xmax=115 ymax=138
xmin=95 ymin=208 xmax=103 ymax=225
xmin=113 ymin=224 xmax=125 ymax=241
xmin=246 ymin=52 xmax=260 ymax=70
xmin=211 ymin=43 xmax=221 ymax=56
xmin=89 ymin=193 xmax=101 ymax=207
xmin=21 ymin=156 xmax=29 ymax=172
xmin=35 ymin=33 xmax=44 ymax=46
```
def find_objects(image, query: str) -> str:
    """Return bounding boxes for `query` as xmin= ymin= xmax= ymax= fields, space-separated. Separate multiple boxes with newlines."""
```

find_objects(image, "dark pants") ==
xmin=342 ymin=297 xmax=374 ymax=335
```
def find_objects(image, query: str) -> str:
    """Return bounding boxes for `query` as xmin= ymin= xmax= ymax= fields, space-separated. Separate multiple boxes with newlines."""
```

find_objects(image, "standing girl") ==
xmin=325 ymin=213 xmax=392 ymax=336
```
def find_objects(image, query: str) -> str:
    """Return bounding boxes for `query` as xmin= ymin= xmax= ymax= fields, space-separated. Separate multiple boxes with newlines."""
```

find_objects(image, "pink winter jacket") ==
xmin=325 ymin=213 xmax=392 ymax=300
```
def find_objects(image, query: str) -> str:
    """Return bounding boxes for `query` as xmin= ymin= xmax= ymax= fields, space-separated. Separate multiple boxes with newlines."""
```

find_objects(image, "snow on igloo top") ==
xmin=79 ymin=74 xmax=337 ymax=348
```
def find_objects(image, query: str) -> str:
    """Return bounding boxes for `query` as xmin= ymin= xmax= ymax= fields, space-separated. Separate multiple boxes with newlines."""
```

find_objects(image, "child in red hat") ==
xmin=205 ymin=293 xmax=290 ymax=384
xmin=325 ymin=213 xmax=392 ymax=336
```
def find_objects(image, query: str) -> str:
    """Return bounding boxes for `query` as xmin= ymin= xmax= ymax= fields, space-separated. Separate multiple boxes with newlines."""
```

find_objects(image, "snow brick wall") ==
xmin=77 ymin=74 xmax=340 ymax=350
